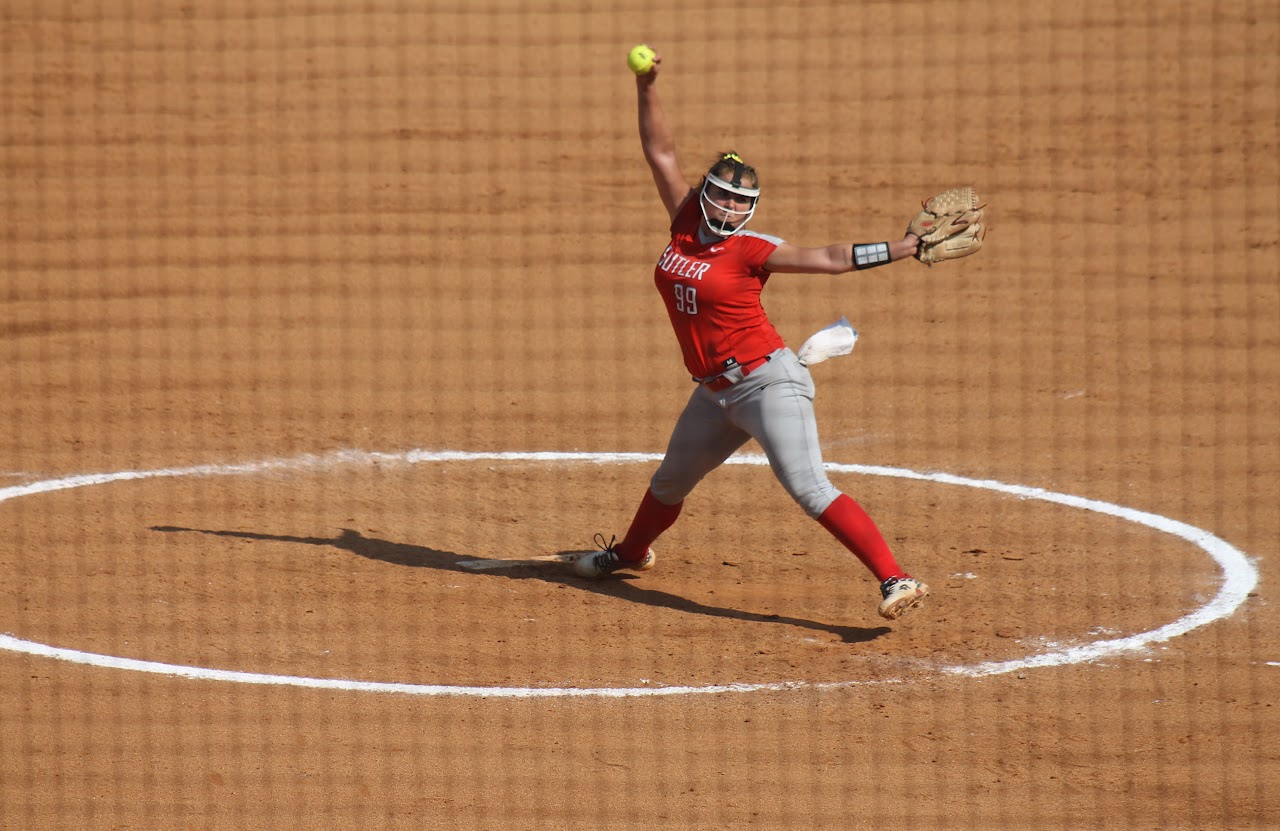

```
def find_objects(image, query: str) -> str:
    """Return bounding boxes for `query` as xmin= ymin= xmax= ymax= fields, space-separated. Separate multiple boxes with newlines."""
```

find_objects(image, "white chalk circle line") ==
xmin=0 ymin=449 xmax=1258 ymax=698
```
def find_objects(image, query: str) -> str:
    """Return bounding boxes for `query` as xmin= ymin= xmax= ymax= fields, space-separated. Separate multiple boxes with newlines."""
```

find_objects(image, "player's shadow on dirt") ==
xmin=150 ymin=525 xmax=889 ymax=644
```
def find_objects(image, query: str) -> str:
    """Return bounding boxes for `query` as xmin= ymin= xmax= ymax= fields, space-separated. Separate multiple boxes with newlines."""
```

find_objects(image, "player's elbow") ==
xmin=810 ymin=246 xmax=850 ymax=275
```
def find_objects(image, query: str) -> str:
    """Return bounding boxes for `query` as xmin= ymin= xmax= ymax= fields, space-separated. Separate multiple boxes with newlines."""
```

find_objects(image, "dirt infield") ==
xmin=2 ymin=2 xmax=1277 ymax=829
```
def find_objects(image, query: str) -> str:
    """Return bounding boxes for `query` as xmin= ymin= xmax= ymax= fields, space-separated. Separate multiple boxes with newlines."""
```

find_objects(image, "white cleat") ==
xmin=573 ymin=534 xmax=656 ymax=578
xmin=878 ymin=576 xmax=929 ymax=620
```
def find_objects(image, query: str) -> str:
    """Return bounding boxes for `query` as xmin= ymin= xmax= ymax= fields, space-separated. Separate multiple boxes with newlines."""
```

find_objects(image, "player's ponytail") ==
xmin=708 ymin=151 xmax=758 ymax=190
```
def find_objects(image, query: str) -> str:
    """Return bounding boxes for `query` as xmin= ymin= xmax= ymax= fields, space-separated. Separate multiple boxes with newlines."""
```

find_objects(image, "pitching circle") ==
xmin=0 ymin=449 xmax=1258 ymax=698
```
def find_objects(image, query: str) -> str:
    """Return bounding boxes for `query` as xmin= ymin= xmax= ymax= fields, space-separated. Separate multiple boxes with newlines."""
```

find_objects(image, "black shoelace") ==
xmin=591 ymin=533 xmax=621 ymax=570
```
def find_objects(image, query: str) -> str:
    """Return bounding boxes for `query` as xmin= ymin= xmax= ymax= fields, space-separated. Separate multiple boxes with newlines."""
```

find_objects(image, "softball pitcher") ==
xmin=574 ymin=48 xmax=929 ymax=621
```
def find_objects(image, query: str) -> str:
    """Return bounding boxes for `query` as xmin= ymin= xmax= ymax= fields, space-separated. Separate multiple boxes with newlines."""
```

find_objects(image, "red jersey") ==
xmin=654 ymin=195 xmax=786 ymax=379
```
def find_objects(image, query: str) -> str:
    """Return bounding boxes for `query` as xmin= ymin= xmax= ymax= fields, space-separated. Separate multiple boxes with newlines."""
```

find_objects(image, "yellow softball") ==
xmin=627 ymin=44 xmax=656 ymax=75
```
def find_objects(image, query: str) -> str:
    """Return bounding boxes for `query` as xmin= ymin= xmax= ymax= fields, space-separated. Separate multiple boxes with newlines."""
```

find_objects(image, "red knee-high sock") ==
xmin=817 ymin=494 xmax=904 ymax=583
xmin=617 ymin=488 xmax=683 ymax=562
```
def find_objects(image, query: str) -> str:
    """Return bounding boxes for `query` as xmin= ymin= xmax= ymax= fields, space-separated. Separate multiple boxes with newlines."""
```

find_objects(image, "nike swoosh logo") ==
xmin=709 ymin=245 xmax=725 ymax=253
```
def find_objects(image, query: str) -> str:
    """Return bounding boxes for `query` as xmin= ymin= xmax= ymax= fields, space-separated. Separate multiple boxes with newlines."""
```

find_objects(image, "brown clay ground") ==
xmin=2 ymin=2 xmax=1277 ymax=829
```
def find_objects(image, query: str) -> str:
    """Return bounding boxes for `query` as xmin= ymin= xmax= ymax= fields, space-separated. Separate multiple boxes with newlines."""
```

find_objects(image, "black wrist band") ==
xmin=852 ymin=242 xmax=891 ymax=270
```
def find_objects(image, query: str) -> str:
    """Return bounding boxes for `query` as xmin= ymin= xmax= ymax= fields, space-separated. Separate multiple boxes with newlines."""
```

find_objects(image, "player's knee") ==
xmin=649 ymin=471 xmax=694 ymax=506
xmin=791 ymin=484 xmax=840 ymax=519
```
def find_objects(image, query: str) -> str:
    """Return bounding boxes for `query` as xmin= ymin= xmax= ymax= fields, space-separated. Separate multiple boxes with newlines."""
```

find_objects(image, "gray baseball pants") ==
xmin=649 ymin=347 xmax=842 ymax=518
